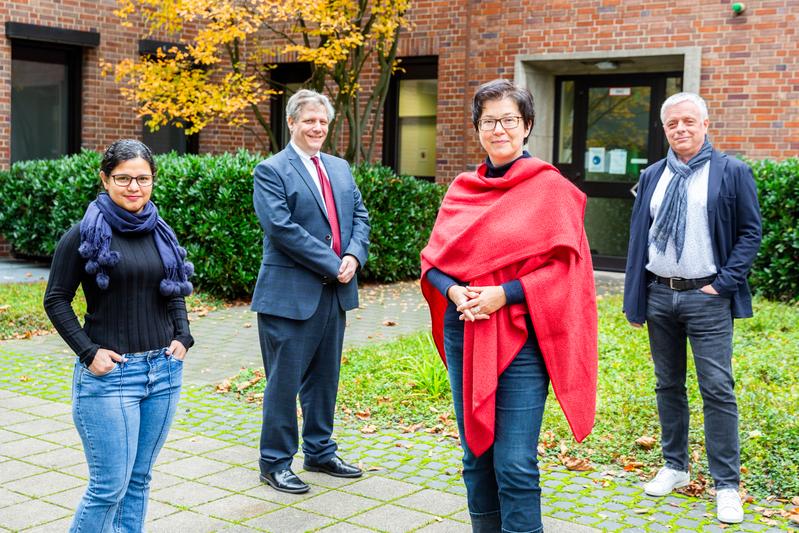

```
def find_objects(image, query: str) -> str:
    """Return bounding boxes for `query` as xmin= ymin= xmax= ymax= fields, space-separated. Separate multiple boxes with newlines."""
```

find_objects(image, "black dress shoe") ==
xmin=303 ymin=455 xmax=363 ymax=478
xmin=260 ymin=468 xmax=310 ymax=493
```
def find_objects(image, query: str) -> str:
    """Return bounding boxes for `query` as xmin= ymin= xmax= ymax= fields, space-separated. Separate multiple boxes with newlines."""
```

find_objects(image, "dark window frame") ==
xmin=382 ymin=56 xmax=438 ymax=181
xmin=269 ymin=63 xmax=313 ymax=152
xmin=10 ymin=40 xmax=83 ymax=161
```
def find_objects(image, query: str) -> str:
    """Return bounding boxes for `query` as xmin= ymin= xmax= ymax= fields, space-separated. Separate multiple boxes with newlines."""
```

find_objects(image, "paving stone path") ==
xmin=1 ymin=274 xmax=795 ymax=532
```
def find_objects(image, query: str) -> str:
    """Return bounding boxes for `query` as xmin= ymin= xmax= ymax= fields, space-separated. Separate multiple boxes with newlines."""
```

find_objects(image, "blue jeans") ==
xmin=70 ymin=348 xmax=183 ymax=533
xmin=646 ymin=281 xmax=739 ymax=489
xmin=444 ymin=311 xmax=549 ymax=533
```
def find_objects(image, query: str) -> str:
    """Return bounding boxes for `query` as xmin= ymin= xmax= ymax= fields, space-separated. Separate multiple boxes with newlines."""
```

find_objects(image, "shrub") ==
xmin=0 ymin=150 xmax=102 ymax=257
xmin=150 ymin=151 xmax=264 ymax=299
xmin=352 ymin=164 xmax=445 ymax=282
xmin=749 ymin=158 xmax=799 ymax=302
xmin=0 ymin=152 xmax=445 ymax=298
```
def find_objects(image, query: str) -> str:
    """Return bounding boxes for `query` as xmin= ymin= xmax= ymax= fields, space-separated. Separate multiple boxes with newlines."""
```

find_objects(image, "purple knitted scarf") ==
xmin=78 ymin=193 xmax=193 ymax=296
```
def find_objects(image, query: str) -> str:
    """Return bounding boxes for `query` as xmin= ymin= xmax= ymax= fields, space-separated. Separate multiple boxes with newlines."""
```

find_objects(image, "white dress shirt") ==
xmin=290 ymin=140 xmax=330 ymax=216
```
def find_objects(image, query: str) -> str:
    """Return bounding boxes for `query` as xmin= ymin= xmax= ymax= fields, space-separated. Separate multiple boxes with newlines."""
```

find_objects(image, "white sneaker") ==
xmin=716 ymin=488 xmax=744 ymax=524
xmin=644 ymin=467 xmax=690 ymax=496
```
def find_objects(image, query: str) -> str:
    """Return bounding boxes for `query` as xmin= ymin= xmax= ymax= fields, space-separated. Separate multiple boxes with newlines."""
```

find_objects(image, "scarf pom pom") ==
xmin=98 ymin=250 xmax=120 ymax=267
xmin=177 ymin=246 xmax=188 ymax=259
xmin=184 ymin=261 xmax=194 ymax=278
xmin=160 ymin=279 xmax=179 ymax=297
xmin=182 ymin=281 xmax=194 ymax=296
xmin=85 ymin=260 xmax=99 ymax=275
xmin=78 ymin=242 xmax=94 ymax=258
xmin=96 ymin=272 xmax=110 ymax=290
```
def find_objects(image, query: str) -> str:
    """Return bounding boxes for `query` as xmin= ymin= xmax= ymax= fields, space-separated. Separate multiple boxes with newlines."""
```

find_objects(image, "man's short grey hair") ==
xmin=286 ymin=89 xmax=335 ymax=122
xmin=660 ymin=92 xmax=709 ymax=123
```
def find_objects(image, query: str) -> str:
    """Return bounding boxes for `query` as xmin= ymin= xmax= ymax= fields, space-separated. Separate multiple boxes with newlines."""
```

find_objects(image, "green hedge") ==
xmin=0 ymin=150 xmax=444 ymax=299
xmin=749 ymin=158 xmax=799 ymax=302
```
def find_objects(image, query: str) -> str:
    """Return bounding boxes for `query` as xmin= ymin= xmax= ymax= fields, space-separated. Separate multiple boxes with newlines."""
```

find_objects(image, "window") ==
xmin=554 ymin=72 xmax=682 ymax=269
xmin=10 ymin=46 xmax=83 ymax=163
xmin=138 ymin=40 xmax=199 ymax=155
xmin=7 ymin=23 xmax=99 ymax=163
xmin=383 ymin=57 xmax=438 ymax=181
xmin=269 ymin=63 xmax=313 ymax=153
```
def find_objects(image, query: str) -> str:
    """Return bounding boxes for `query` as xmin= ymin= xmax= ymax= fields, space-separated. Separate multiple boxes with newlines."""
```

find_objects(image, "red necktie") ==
xmin=311 ymin=156 xmax=341 ymax=256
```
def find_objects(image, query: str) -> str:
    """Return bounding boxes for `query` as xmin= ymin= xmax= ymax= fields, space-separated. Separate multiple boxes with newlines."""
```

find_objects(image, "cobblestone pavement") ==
xmin=1 ymin=275 xmax=796 ymax=532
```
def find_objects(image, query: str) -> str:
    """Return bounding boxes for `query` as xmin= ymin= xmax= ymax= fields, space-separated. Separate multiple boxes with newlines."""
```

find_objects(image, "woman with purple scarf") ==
xmin=44 ymin=139 xmax=194 ymax=532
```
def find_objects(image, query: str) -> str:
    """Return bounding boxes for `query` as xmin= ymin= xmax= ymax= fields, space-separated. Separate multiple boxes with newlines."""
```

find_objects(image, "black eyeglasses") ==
xmin=109 ymin=174 xmax=155 ymax=187
xmin=477 ymin=116 xmax=523 ymax=132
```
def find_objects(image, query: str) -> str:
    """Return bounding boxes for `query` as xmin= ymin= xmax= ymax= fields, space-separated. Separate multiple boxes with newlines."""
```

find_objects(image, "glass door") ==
xmin=554 ymin=73 xmax=682 ymax=270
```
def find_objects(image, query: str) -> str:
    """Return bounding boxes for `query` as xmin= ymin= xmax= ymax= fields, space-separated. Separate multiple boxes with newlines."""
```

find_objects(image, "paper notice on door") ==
xmin=587 ymin=147 xmax=606 ymax=173
xmin=608 ymin=149 xmax=627 ymax=175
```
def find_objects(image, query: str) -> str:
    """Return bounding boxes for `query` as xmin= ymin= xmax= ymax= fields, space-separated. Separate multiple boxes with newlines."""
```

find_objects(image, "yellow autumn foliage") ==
xmin=111 ymin=0 xmax=410 ymax=157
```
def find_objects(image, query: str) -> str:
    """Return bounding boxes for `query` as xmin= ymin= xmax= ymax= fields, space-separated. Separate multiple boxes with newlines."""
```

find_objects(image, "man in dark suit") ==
xmin=252 ymin=89 xmax=370 ymax=494
xmin=623 ymin=92 xmax=760 ymax=524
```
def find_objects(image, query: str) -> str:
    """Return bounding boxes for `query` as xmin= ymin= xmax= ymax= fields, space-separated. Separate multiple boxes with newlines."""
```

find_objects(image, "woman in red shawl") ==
xmin=421 ymin=80 xmax=598 ymax=533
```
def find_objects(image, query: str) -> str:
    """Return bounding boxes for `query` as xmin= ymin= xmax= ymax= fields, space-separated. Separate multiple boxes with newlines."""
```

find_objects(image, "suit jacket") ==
xmin=623 ymin=149 xmax=761 ymax=324
xmin=251 ymin=144 xmax=370 ymax=319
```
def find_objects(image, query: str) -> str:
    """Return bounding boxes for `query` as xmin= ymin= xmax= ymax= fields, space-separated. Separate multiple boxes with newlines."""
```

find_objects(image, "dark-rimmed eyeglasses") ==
xmin=109 ymin=174 xmax=155 ymax=187
xmin=477 ymin=116 xmax=523 ymax=132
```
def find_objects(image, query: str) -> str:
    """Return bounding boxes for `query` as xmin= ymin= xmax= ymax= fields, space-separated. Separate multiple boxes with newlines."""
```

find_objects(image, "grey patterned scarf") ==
xmin=649 ymin=138 xmax=713 ymax=261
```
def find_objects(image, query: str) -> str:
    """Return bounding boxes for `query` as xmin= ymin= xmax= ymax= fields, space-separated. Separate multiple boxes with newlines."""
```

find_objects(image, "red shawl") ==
xmin=420 ymin=157 xmax=598 ymax=457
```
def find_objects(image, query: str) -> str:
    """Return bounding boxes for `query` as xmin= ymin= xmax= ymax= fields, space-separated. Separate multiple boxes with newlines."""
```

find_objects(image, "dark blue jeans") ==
xmin=646 ymin=281 xmax=739 ymax=489
xmin=70 ymin=347 xmax=182 ymax=533
xmin=444 ymin=311 xmax=549 ymax=533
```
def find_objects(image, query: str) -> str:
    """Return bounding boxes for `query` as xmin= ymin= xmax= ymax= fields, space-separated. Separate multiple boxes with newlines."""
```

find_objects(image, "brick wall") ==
xmin=394 ymin=0 xmax=798 ymax=181
xmin=1 ymin=0 xmax=796 ymax=182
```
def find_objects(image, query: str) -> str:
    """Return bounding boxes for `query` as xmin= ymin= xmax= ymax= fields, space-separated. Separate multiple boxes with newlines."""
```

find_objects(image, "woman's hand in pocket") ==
xmin=166 ymin=340 xmax=187 ymax=361
xmin=89 ymin=348 xmax=126 ymax=376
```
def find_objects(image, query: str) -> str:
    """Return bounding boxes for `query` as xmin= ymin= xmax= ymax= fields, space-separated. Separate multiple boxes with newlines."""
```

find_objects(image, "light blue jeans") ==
xmin=70 ymin=347 xmax=182 ymax=533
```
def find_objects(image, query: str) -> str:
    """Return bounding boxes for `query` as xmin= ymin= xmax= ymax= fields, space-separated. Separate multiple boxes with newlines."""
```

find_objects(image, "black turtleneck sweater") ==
xmin=427 ymin=152 xmax=532 ymax=303
xmin=44 ymin=224 xmax=194 ymax=367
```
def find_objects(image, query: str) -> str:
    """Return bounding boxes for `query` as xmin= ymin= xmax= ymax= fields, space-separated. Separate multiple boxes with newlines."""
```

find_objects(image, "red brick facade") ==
xmin=1 ymin=0 xmax=796 ymax=180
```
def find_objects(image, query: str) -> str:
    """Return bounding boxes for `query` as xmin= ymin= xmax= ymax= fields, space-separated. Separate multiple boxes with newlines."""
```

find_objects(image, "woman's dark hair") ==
xmin=100 ymin=139 xmax=156 ymax=176
xmin=472 ymin=79 xmax=536 ymax=142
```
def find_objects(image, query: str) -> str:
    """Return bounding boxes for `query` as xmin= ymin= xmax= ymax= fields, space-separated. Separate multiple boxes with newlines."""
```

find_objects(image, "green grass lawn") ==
xmin=0 ymin=281 xmax=224 ymax=340
xmin=227 ymin=294 xmax=799 ymax=500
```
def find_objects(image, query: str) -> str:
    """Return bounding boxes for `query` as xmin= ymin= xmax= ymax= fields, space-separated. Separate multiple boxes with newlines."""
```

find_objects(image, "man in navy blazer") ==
xmin=252 ymin=89 xmax=370 ymax=494
xmin=623 ymin=92 xmax=760 ymax=524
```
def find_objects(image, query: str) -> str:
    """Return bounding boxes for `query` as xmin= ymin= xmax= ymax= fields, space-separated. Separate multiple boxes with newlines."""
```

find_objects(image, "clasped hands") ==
xmin=447 ymin=285 xmax=507 ymax=322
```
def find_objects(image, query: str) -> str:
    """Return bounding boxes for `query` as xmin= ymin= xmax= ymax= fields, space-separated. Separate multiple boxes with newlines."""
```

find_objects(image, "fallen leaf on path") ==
xmin=382 ymin=320 xmax=398 ymax=326
xmin=559 ymin=455 xmax=592 ymax=471
xmin=677 ymin=474 xmax=708 ymax=497
xmin=635 ymin=436 xmax=657 ymax=450
xmin=19 ymin=375 xmax=30 ymax=382
xmin=360 ymin=424 xmax=377 ymax=434
xmin=243 ymin=322 xmax=252 ymax=328
xmin=355 ymin=409 xmax=372 ymax=420
xmin=633 ymin=508 xmax=650 ymax=514
xmin=792 ymin=496 xmax=799 ymax=506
